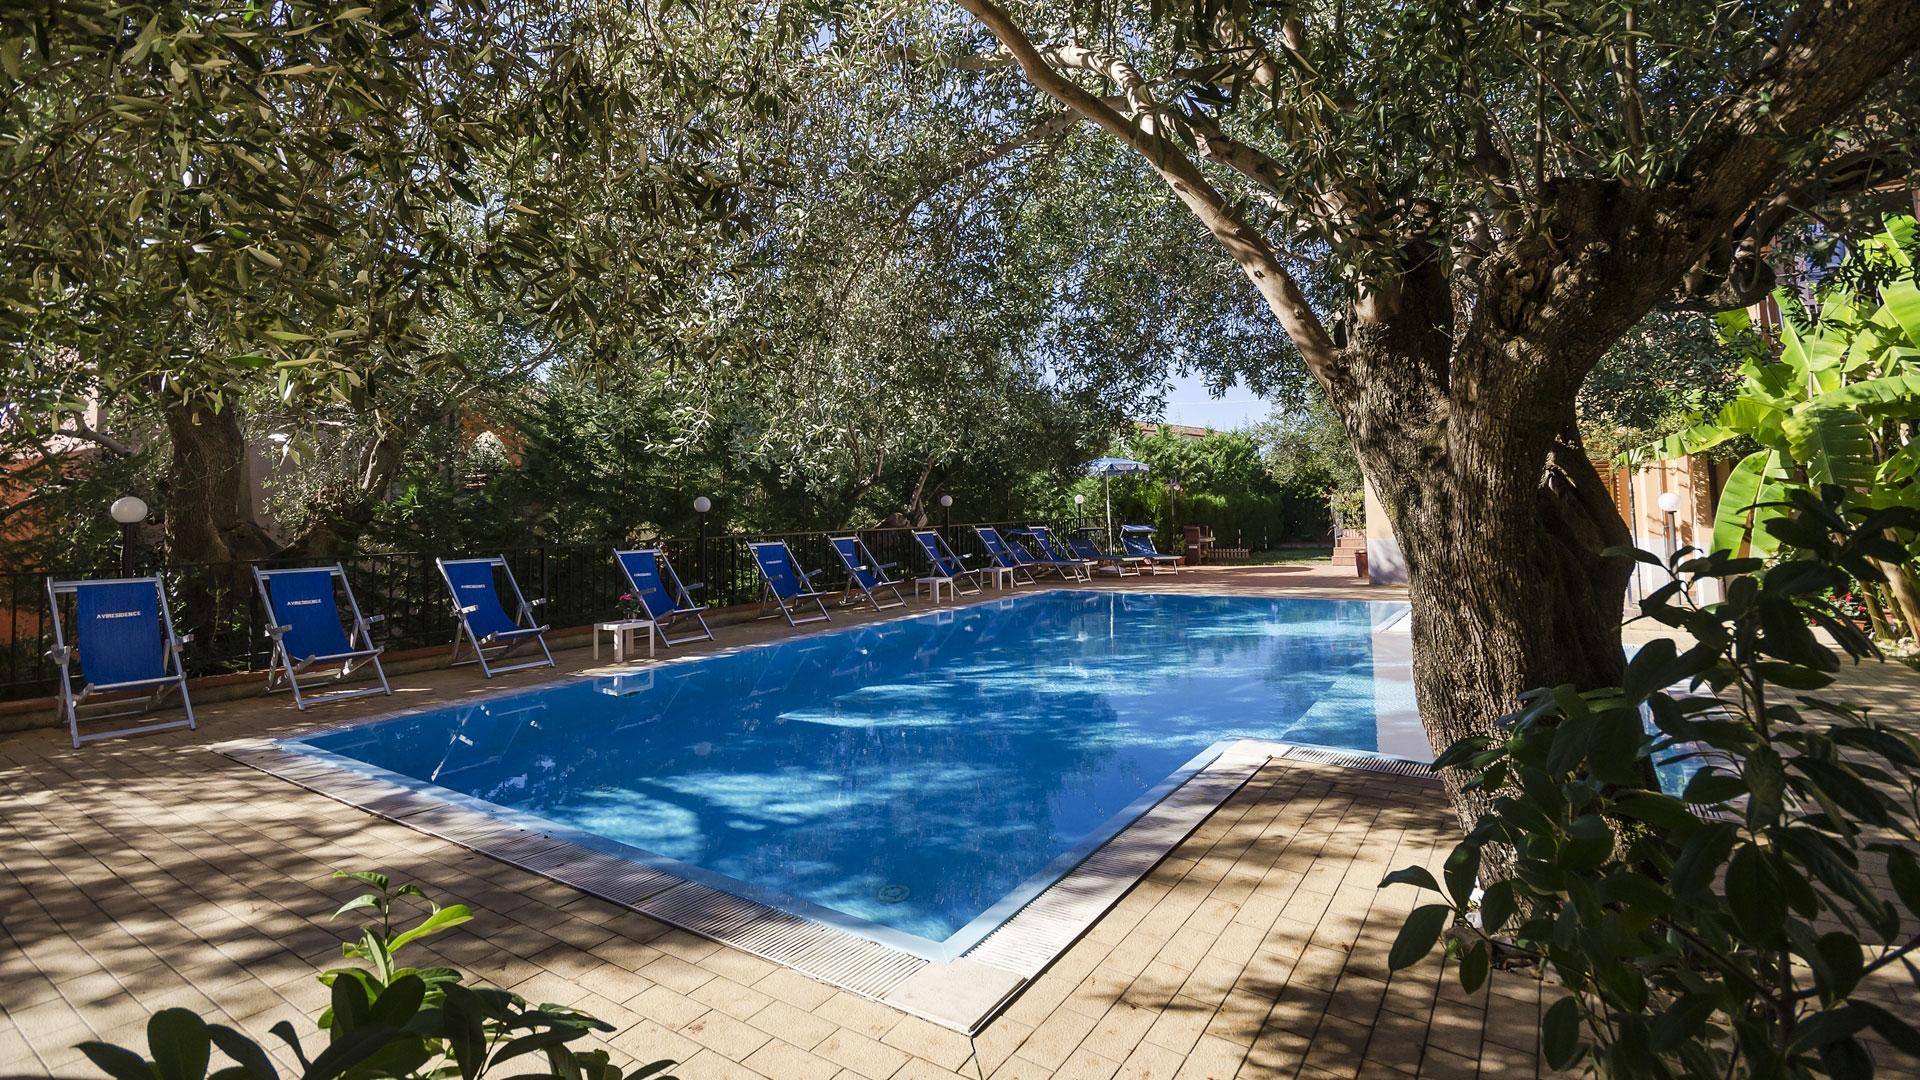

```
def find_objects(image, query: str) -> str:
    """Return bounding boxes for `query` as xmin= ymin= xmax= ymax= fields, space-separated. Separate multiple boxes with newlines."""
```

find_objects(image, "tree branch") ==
xmin=56 ymin=420 xmax=137 ymax=457
xmin=896 ymin=103 xmax=1112 ymax=221
xmin=1678 ymin=0 xmax=1920 ymax=242
xmin=950 ymin=0 xmax=1340 ymax=382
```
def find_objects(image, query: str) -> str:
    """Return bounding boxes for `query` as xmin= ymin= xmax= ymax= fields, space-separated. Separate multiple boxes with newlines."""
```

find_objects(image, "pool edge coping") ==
xmin=215 ymin=733 xmax=1435 ymax=1035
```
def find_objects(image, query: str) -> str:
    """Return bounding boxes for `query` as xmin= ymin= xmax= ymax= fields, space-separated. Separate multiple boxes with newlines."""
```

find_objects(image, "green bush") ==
xmin=81 ymin=872 xmax=675 ymax=1080
xmin=1383 ymin=488 xmax=1920 ymax=1078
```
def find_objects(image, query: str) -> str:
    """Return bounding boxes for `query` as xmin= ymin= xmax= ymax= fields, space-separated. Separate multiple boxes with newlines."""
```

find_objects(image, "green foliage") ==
xmin=1629 ymin=218 xmax=1920 ymax=557
xmin=1580 ymin=311 xmax=1746 ymax=462
xmin=1328 ymin=490 xmax=1366 ymax=533
xmin=1092 ymin=426 xmax=1330 ymax=544
xmin=79 ymin=872 xmax=674 ymax=1080
xmin=0 ymin=0 xmax=772 ymax=518
xmin=1382 ymin=489 xmax=1920 ymax=1078
xmin=1251 ymin=396 xmax=1362 ymax=496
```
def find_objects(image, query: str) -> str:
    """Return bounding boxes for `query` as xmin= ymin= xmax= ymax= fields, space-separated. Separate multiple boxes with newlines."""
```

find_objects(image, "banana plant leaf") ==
xmin=1713 ymin=449 xmax=1790 ymax=557
xmin=1815 ymin=370 xmax=1920 ymax=412
xmin=1879 ymin=277 xmax=1920 ymax=345
xmin=1782 ymin=406 xmax=1875 ymax=489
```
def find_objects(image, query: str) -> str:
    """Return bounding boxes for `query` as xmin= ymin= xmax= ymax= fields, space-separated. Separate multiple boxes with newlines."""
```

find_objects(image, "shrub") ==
xmin=1382 ymin=488 xmax=1920 ymax=1078
xmin=80 ymin=872 xmax=676 ymax=1080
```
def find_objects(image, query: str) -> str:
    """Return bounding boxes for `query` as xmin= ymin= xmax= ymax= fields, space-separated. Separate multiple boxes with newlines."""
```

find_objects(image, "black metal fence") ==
xmin=0 ymin=523 xmax=1025 ymax=702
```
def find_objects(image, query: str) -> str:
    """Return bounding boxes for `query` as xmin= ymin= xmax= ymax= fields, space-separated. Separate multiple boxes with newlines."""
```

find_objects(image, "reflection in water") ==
xmin=305 ymin=592 xmax=1409 ymax=941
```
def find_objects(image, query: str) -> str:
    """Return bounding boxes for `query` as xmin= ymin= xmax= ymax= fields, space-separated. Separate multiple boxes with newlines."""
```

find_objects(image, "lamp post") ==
xmin=939 ymin=493 xmax=953 ymax=535
xmin=693 ymin=496 xmax=712 ymax=589
xmin=110 ymin=496 xmax=148 ymax=576
xmin=1657 ymin=490 xmax=1682 ymax=563
xmin=1073 ymin=493 xmax=1085 ymax=530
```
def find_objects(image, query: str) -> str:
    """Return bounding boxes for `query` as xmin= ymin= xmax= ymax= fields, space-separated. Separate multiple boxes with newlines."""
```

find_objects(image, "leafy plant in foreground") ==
xmin=1383 ymin=489 xmax=1920 ymax=1078
xmin=79 ymin=872 xmax=676 ymax=1080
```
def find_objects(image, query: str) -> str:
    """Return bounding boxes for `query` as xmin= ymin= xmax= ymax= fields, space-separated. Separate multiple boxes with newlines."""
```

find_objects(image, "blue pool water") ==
xmin=297 ymin=591 xmax=1413 ymax=951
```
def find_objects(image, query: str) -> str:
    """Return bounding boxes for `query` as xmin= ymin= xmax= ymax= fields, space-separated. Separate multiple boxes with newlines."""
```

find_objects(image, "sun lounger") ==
xmin=253 ymin=565 xmax=392 ymax=709
xmin=972 ymin=526 xmax=1037 ymax=586
xmin=614 ymin=548 xmax=715 ymax=646
xmin=45 ymin=576 xmax=196 ymax=747
xmin=829 ymin=536 xmax=907 ymax=611
xmin=1121 ymin=524 xmax=1183 ymax=573
xmin=911 ymin=530 xmax=984 ymax=594
xmin=750 ymin=540 xmax=832 ymax=626
xmin=1019 ymin=526 xmax=1095 ymax=582
xmin=438 ymin=556 xmax=555 ymax=677
xmin=1067 ymin=530 xmax=1145 ymax=577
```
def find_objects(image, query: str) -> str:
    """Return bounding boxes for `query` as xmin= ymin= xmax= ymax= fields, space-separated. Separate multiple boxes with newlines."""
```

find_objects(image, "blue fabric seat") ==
xmin=45 ymin=576 xmax=196 ymax=748
xmin=437 ymin=556 xmax=555 ymax=678
xmin=1121 ymin=524 xmax=1183 ymax=573
xmin=911 ymin=530 xmax=984 ymax=594
xmin=614 ymin=548 xmax=714 ymax=646
xmin=829 ymin=536 xmax=906 ymax=611
xmin=749 ymin=541 xmax=832 ymax=626
xmin=1067 ymin=530 xmax=1145 ymax=576
xmin=1016 ymin=526 xmax=1094 ymax=581
xmin=254 ymin=565 xmax=392 ymax=708
xmin=972 ymin=527 xmax=1036 ymax=586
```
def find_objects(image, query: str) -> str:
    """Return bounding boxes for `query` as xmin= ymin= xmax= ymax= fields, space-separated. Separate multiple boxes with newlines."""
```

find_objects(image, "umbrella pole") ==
xmin=1104 ymin=475 xmax=1113 ymax=549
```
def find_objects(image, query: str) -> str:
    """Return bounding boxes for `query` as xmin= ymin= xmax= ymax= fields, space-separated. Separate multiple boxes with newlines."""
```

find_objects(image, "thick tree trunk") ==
xmin=163 ymin=402 xmax=277 ymax=564
xmin=1338 ymin=333 xmax=1634 ymax=828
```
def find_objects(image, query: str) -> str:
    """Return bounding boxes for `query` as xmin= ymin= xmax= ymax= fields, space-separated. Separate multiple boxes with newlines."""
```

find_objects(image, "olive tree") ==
xmin=0 ymin=1 xmax=769 ymax=562
xmin=903 ymin=0 xmax=1920 ymax=817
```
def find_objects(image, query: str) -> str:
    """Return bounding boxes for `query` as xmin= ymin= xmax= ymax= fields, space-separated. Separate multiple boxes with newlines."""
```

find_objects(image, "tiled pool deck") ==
xmin=2 ymin=566 xmax=1910 ymax=1078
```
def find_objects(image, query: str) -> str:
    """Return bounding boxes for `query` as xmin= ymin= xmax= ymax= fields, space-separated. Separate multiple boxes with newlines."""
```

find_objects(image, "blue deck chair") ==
xmin=997 ymin=529 xmax=1052 ymax=578
xmin=911 ymin=530 xmax=984 ymax=594
xmin=45 ymin=576 xmax=196 ymax=748
xmin=253 ymin=565 xmax=391 ymax=709
xmin=1068 ymin=529 xmax=1145 ymax=577
xmin=749 ymin=540 xmax=831 ymax=626
xmin=1016 ymin=526 xmax=1094 ymax=582
xmin=437 ymin=556 xmax=555 ymax=677
xmin=1121 ymin=524 xmax=1183 ymax=573
xmin=614 ymin=548 xmax=714 ymax=646
xmin=829 ymin=536 xmax=906 ymax=611
xmin=972 ymin=527 xmax=1036 ymax=586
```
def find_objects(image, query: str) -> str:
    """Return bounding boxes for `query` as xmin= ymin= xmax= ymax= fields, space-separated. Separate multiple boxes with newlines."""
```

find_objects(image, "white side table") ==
xmin=594 ymin=619 xmax=656 ymax=662
xmin=983 ymin=566 xmax=1015 ymax=590
xmin=915 ymin=577 xmax=951 ymax=605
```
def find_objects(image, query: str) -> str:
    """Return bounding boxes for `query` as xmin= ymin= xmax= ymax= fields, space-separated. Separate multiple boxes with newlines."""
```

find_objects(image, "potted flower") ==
xmin=616 ymin=592 xmax=649 ymax=622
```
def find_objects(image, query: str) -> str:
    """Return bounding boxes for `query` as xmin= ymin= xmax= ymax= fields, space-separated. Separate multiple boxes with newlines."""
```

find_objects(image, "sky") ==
xmin=1156 ymin=371 xmax=1269 ymax=431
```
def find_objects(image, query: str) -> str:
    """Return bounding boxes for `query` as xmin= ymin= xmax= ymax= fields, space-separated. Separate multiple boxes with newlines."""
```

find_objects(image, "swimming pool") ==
xmin=293 ymin=590 xmax=1416 ymax=955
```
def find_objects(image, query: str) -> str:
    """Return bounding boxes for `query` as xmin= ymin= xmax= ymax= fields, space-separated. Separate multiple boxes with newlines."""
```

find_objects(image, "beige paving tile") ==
xmin=681 ymin=1009 xmax=774 ymax=1061
xmin=691 ymin=974 xmax=775 ymax=1021
xmin=879 ymin=1014 xmax=974 ymax=1072
xmin=813 ymin=1028 xmax=912 ymax=1080
xmin=745 ymin=1037 xmax=845 ymax=1080
xmin=745 ymin=998 xmax=841 ymax=1050
xmin=816 ymin=990 xmax=905 ymax=1041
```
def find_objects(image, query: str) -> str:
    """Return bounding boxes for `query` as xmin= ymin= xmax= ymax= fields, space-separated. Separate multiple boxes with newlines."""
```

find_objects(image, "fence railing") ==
xmin=0 ymin=523 xmax=1032 ymax=702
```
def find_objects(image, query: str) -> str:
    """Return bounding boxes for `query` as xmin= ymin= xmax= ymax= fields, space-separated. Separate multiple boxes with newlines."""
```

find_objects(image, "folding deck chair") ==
xmin=45 ymin=576 xmax=196 ymax=748
xmin=973 ymin=526 xmax=1037 ymax=586
xmin=1068 ymin=528 xmax=1145 ymax=577
xmin=749 ymin=540 xmax=832 ymax=626
xmin=911 ymin=530 xmax=984 ymax=595
xmin=254 ymin=565 xmax=392 ymax=709
xmin=1019 ymin=526 xmax=1095 ymax=582
xmin=1121 ymin=524 xmax=1184 ymax=573
xmin=614 ymin=548 xmax=715 ymax=646
xmin=829 ymin=536 xmax=907 ymax=611
xmin=437 ymin=556 xmax=556 ymax=677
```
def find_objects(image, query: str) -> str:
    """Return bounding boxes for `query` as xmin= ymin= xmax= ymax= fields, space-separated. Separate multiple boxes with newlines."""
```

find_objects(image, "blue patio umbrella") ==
xmin=1082 ymin=457 xmax=1151 ymax=546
